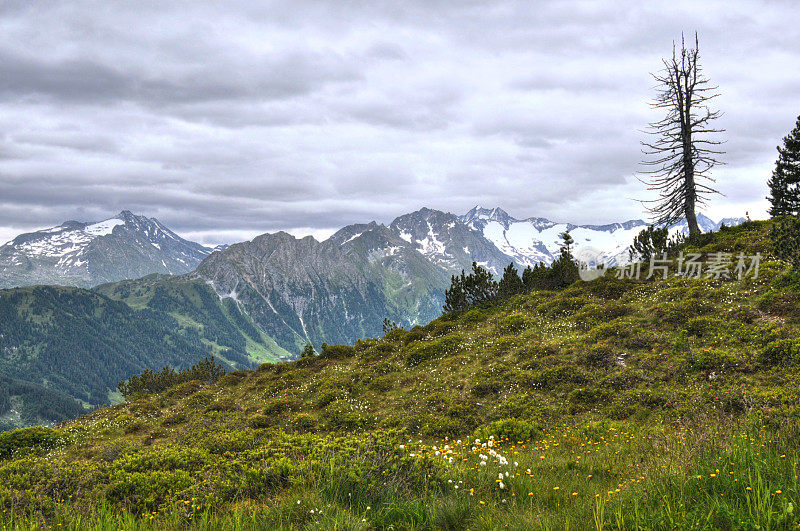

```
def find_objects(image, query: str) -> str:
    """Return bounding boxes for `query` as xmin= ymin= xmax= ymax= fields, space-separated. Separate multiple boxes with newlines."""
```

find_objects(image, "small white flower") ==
xmin=487 ymin=440 xmax=494 ymax=447
xmin=480 ymin=461 xmax=487 ymax=467
xmin=499 ymin=481 xmax=506 ymax=489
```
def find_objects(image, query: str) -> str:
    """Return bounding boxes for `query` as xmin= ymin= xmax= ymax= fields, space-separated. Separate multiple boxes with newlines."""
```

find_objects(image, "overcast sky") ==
xmin=1 ymin=1 xmax=798 ymax=245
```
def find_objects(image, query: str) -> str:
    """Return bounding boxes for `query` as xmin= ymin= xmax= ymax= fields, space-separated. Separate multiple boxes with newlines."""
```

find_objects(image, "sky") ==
xmin=1 ymin=1 xmax=798 ymax=246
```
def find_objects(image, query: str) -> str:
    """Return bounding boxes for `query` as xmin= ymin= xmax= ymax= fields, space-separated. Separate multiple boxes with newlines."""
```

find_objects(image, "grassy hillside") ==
xmin=1 ymin=221 xmax=799 ymax=529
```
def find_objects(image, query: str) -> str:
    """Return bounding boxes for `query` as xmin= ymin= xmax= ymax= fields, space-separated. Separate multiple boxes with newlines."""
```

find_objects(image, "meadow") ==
xmin=0 ymin=220 xmax=798 ymax=529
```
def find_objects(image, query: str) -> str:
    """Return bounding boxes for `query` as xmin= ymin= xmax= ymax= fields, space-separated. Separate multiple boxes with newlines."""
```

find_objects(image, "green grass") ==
xmin=1 ymin=220 xmax=799 ymax=528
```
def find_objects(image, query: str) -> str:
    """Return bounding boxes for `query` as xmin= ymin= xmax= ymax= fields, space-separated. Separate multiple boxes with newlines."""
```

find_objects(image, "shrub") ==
xmin=218 ymin=370 xmax=249 ymax=387
xmin=404 ymin=334 xmax=463 ymax=367
xmin=249 ymin=414 xmax=274 ymax=429
xmin=402 ymin=325 xmax=428 ymax=344
xmin=288 ymin=413 xmax=317 ymax=432
xmin=494 ymin=314 xmax=529 ymax=333
xmin=606 ymin=403 xmax=636 ymax=420
xmin=587 ymin=321 xmax=633 ymax=342
xmin=0 ymin=426 xmax=62 ymax=459
xmin=205 ymin=398 xmax=238 ymax=412
xmin=473 ymin=418 xmax=539 ymax=442
xmin=321 ymin=401 xmax=375 ymax=431
xmin=320 ymin=344 xmax=356 ymax=360
xmin=659 ymin=299 xmax=716 ymax=325
xmin=264 ymin=398 xmax=297 ymax=416
xmin=119 ymin=356 xmax=226 ymax=398
xmin=470 ymin=378 xmax=502 ymax=398
xmin=685 ymin=316 xmax=732 ymax=338
xmin=531 ymin=366 xmax=590 ymax=389
xmin=514 ymin=341 xmax=560 ymax=363
xmin=160 ymin=414 xmax=186 ymax=427
xmin=569 ymin=387 xmax=610 ymax=405
xmin=579 ymin=344 xmax=618 ymax=369
xmin=185 ymin=390 xmax=214 ymax=409
xmin=424 ymin=319 xmax=458 ymax=337
xmin=537 ymin=296 xmax=589 ymax=317
xmin=761 ymin=338 xmax=800 ymax=365
xmin=689 ymin=348 xmax=740 ymax=371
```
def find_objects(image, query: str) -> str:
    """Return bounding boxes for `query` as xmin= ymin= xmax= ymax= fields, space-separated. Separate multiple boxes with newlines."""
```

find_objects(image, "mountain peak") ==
xmin=461 ymin=206 xmax=517 ymax=231
xmin=114 ymin=210 xmax=137 ymax=221
xmin=0 ymin=211 xmax=212 ymax=289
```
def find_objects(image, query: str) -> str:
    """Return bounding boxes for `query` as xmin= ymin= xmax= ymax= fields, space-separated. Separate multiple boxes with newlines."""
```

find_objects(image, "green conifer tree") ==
xmin=498 ymin=262 xmax=524 ymax=299
xmin=768 ymin=115 xmax=800 ymax=217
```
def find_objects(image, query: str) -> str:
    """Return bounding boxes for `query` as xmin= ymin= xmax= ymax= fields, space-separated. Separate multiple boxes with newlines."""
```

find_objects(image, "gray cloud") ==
xmin=0 ymin=0 xmax=798 ymax=245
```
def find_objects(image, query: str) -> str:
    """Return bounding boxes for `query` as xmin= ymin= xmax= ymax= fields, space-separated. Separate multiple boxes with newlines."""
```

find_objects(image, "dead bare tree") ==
xmin=640 ymin=33 xmax=725 ymax=237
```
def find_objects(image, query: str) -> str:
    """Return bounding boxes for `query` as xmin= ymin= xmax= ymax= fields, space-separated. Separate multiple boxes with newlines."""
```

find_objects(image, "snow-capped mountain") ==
xmin=0 ymin=211 xmax=212 ymax=288
xmin=461 ymin=206 xmax=747 ymax=267
xmin=460 ymin=206 xmax=647 ymax=267
xmin=388 ymin=208 xmax=512 ymax=274
xmin=667 ymin=213 xmax=747 ymax=236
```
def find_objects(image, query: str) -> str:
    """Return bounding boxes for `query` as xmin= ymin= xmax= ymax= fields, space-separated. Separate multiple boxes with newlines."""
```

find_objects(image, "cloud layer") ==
xmin=1 ymin=0 xmax=798 ymax=245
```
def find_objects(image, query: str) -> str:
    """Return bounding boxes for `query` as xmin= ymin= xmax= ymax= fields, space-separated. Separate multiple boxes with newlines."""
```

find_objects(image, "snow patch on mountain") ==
xmin=462 ymin=206 xmax=745 ymax=267
xmin=84 ymin=218 xmax=125 ymax=236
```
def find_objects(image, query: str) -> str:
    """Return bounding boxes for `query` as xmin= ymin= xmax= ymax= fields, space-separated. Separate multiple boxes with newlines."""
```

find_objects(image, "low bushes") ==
xmin=0 ymin=426 xmax=62 ymax=459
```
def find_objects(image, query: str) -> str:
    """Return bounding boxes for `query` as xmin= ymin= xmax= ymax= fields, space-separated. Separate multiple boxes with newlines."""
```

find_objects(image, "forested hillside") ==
xmin=0 ymin=285 xmax=256 ymax=431
xmin=1 ymin=221 xmax=798 ymax=528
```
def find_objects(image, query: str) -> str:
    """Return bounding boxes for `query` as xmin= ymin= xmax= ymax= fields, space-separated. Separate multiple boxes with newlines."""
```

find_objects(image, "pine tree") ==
xmin=382 ymin=318 xmax=400 ymax=334
xmin=628 ymin=225 xmax=684 ymax=261
xmin=443 ymin=272 xmax=468 ymax=313
xmin=521 ymin=263 xmax=547 ymax=292
xmin=559 ymin=231 xmax=574 ymax=258
xmin=443 ymin=262 xmax=498 ymax=313
xmin=771 ymin=216 xmax=800 ymax=269
xmin=463 ymin=262 xmax=498 ymax=306
xmin=300 ymin=343 xmax=316 ymax=358
xmin=767 ymin=115 xmax=800 ymax=217
xmin=498 ymin=262 xmax=524 ymax=299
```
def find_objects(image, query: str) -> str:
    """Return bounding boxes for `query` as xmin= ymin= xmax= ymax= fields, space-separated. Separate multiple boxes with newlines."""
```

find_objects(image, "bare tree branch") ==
xmin=638 ymin=32 xmax=725 ymax=235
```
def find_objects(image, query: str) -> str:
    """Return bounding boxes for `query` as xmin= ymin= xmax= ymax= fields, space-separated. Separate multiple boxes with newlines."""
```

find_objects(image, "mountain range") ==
xmin=0 ymin=206 xmax=746 ymax=429
xmin=0 ymin=207 xmax=746 ymax=290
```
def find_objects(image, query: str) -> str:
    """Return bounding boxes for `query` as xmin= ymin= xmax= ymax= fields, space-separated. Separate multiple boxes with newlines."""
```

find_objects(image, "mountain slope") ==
xmin=95 ymin=223 xmax=449 ymax=361
xmin=0 ymin=211 xmax=211 ymax=289
xmin=0 ymin=221 xmax=797 ymax=528
xmin=0 ymin=284 xmax=255 ymax=430
xmin=94 ymin=274 xmax=292 ymax=362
